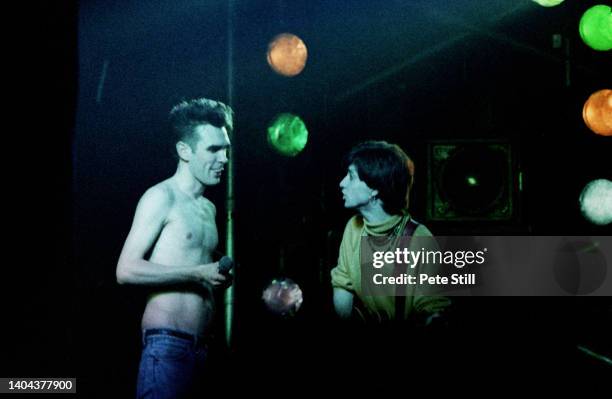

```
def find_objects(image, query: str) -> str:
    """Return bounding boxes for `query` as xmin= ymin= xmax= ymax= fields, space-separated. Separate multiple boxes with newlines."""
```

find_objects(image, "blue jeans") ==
xmin=136 ymin=329 xmax=207 ymax=399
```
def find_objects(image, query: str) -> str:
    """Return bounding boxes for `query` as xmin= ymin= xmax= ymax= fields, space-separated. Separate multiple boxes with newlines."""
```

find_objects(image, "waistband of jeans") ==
xmin=142 ymin=328 xmax=205 ymax=347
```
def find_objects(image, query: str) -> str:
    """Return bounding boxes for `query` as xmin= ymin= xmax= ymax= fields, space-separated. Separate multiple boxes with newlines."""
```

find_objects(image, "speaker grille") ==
xmin=427 ymin=140 xmax=516 ymax=221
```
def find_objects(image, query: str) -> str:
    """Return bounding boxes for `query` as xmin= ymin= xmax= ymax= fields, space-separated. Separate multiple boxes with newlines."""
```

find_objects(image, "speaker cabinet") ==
xmin=426 ymin=139 xmax=518 ymax=222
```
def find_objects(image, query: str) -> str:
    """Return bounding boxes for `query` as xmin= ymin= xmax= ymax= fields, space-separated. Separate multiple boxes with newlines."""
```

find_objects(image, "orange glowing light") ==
xmin=267 ymin=33 xmax=308 ymax=77
xmin=582 ymin=89 xmax=612 ymax=136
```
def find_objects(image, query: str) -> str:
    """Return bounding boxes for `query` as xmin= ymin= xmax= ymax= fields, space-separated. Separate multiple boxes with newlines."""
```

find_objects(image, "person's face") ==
xmin=339 ymin=164 xmax=377 ymax=209
xmin=187 ymin=124 xmax=231 ymax=186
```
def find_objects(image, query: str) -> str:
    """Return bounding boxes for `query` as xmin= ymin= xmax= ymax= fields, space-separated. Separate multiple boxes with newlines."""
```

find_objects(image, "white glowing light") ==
xmin=532 ymin=0 xmax=565 ymax=7
xmin=579 ymin=179 xmax=612 ymax=226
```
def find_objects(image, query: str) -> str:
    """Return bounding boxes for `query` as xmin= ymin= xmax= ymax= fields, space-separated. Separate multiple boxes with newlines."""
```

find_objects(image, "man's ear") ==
xmin=176 ymin=141 xmax=193 ymax=161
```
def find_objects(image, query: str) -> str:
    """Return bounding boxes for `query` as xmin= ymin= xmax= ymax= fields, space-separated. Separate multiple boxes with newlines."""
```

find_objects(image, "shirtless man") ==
xmin=116 ymin=98 xmax=233 ymax=398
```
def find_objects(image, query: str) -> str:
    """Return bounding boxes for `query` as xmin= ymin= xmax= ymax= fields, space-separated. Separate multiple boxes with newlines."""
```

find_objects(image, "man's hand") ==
xmin=333 ymin=288 xmax=354 ymax=319
xmin=199 ymin=263 xmax=228 ymax=287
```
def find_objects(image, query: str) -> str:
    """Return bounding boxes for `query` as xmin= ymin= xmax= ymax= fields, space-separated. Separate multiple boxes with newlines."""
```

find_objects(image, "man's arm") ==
xmin=333 ymin=288 xmax=354 ymax=319
xmin=116 ymin=186 xmax=226 ymax=287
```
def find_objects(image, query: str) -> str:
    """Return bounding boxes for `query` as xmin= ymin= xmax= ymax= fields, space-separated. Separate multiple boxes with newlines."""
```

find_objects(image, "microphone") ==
xmin=218 ymin=256 xmax=234 ymax=274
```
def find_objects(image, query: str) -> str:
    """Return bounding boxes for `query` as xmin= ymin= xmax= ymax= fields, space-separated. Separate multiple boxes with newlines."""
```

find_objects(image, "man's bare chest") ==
xmin=163 ymin=202 xmax=218 ymax=250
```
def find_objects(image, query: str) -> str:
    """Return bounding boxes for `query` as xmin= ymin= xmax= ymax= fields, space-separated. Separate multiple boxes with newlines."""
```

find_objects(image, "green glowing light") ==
xmin=532 ymin=0 xmax=564 ymax=7
xmin=466 ymin=176 xmax=478 ymax=187
xmin=579 ymin=5 xmax=612 ymax=51
xmin=267 ymin=113 xmax=308 ymax=156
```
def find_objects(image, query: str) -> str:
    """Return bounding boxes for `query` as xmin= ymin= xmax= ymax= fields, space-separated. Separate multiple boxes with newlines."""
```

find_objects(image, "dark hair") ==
xmin=345 ymin=140 xmax=415 ymax=215
xmin=169 ymin=98 xmax=233 ymax=150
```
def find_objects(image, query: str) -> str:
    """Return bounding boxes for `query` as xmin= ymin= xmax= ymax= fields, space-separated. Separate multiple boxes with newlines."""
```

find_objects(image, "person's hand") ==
xmin=424 ymin=311 xmax=449 ymax=330
xmin=425 ymin=312 xmax=441 ymax=326
xmin=199 ymin=263 xmax=227 ymax=287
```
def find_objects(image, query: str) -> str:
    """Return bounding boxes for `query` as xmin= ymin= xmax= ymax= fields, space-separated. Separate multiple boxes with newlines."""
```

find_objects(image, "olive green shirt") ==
xmin=331 ymin=214 xmax=450 ymax=322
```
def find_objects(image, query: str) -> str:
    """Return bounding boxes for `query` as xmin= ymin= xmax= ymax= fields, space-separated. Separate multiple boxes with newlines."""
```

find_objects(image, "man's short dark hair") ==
xmin=345 ymin=140 xmax=415 ymax=215
xmin=169 ymin=98 xmax=234 ymax=150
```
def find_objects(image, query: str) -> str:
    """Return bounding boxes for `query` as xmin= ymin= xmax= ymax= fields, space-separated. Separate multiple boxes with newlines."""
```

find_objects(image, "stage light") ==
xmin=553 ymin=239 xmax=607 ymax=295
xmin=531 ymin=0 xmax=565 ymax=7
xmin=579 ymin=4 xmax=612 ymax=51
xmin=579 ymin=179 xmax=612 ymax=226
xmin=267 ymin=33 xmax=308 ymax=77
xmin=582 ymin=89 xmax=612 ymax=136
xmin=262 ymin=278 xmax=303 ymax=316
xmin=267 ymin=113 xmax=308 ymax=156
xmin=466 ymin=176 xmax=479 ymax=187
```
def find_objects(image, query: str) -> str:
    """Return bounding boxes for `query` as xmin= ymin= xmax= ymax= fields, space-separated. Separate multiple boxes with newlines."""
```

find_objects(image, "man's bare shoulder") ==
xmin=138 ymin=180 xmax=176 ymax=212
xmin=200 ymin=196 xmax=217 ymax=216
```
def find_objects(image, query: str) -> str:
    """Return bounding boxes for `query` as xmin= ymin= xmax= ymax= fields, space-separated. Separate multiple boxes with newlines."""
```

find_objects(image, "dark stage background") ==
xmin=7 ymin=0 xmax=611 ymax=396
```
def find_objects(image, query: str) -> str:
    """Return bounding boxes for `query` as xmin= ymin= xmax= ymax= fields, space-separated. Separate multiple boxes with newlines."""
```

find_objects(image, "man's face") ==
xmin=339 ymin=164 xmax=375 ymax=209
xmin=188 ymin=124 xmax=231 ymax=186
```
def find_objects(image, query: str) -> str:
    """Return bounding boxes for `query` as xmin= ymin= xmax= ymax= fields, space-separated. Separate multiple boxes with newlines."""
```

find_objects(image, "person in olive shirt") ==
xmin=331 ymin=140 xmax=450 ymax=324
